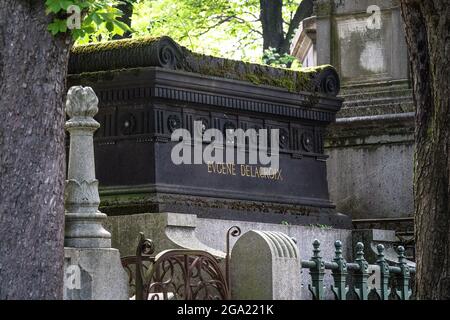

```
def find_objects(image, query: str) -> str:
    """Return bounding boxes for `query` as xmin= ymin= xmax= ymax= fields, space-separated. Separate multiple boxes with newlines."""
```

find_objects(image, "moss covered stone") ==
xmin=71 ymin=36 xmax=163 ymax=54
xmin=69 ymin=36 xmax=338 ymax=94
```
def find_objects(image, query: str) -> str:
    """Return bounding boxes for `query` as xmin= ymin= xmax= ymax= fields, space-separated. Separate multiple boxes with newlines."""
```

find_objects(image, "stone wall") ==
xmin=326 ymin=138 xmax=413 ymax=220
xmin=326 ymin=109 xmax=414 ymax=221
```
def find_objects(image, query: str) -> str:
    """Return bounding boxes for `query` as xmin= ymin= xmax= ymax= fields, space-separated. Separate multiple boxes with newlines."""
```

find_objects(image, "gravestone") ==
xmin=67 ymin=36 xmax=350 ymax=228
xmin=230 ymin=230 xmax=301 ymax=299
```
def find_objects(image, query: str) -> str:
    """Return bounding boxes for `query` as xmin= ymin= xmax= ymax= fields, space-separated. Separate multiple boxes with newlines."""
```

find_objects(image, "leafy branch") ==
xmin=45 ymin=0 xmax=132 ymax=40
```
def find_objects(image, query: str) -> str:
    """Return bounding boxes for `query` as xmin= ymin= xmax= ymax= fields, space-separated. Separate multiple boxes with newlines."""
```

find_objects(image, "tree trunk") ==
xmin=400 ymin=0 xmax=450 ymax=299
xmin=113 ymin=1 xmax=134 ymax=40
xmin=280 ymin=0 xmax=313 ymax=54
xmin=259 ymin=0 xmax=313 ymax=55
xmin=259 ymin=0 xmax=284 ymax=51
xmin=0 ymin=1 xmax=71 ymax=299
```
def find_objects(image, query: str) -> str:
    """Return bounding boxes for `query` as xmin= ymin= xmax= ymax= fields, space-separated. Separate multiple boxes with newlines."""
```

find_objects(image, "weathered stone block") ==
xmin=64 ymin=248 xmax=128 ymax=300
xmin=230 ymin=230 xmax=301 ymax=300
xmin=105 ymin=212 xmax=225 ymax=258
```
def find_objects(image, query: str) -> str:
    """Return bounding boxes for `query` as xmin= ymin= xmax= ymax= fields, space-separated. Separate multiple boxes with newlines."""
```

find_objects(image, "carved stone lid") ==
xmin=69 ymin=36 xmax=340 ymax=96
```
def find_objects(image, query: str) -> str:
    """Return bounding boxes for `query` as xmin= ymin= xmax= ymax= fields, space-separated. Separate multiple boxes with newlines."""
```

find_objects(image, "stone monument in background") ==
xmin=291 ymin=0 xmax=414 ymax=234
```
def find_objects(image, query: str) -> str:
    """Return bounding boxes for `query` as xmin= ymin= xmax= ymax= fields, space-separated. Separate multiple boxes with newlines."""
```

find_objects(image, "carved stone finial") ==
xmin=66 ymin=86 xmax=99 ymax=118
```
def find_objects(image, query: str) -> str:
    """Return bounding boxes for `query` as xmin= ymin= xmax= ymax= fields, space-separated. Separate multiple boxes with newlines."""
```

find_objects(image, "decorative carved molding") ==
xmin=167 ymin=114 xmax=181 ymax=133
xmin=119 ymin=113 xmax=137 ymax=135
xmin=93 ymin=105 xmax=325 ymax=156
xmin=302 ymin=132 xmax=314 ymax=152
xmin=69 ymin=36 xmax=183 ymax=74
xmin=152 ymin=86 xmax=336 ymax=122
xmin=65 ymin=179 xmax=100 ymax=211
xmin=313 ymin=67 xmax=340 ymax=97
xmin=279 ymin=128 xmax=289 ymax=149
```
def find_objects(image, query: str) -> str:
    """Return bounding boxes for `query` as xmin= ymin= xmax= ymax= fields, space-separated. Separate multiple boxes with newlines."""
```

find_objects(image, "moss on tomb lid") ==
xmin=69 ymin=36 xmax=339 ymax=95
xmin=71 ymin=36 xmax=163 ymax=54
xmin=177 ymin=46 xmax=335 ymax=93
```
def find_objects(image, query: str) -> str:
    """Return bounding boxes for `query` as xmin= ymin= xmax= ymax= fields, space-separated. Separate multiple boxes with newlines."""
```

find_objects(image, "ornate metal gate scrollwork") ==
xmin=121 ymin=228 xmax=240 ymax=300
xmin=148 ymin=249 xmax=228 ymax=300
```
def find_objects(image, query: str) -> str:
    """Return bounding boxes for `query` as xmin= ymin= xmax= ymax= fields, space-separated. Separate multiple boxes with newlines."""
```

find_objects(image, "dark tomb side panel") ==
xmin=68 ymin=67 xmax=350 ymax=227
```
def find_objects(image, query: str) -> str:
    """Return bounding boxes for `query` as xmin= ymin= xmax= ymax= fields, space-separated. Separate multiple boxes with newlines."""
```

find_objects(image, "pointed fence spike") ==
xmin=308 ymin=239 xmax=324 ymax=300
xmin=331 ymin=240 xmax=348 ymax=300
xmin=353 ymin=242 xmax=369 ymax=300
xmin=395 ymin=245 xmax=412 ymax=300
xmin=375 ymin=243 xmax=390 ymax=300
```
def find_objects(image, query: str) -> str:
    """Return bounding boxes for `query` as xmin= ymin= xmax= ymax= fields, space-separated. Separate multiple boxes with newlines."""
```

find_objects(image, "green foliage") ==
xmin=45 ymin=0 xmax=132 ymax=40
xmin=49 ymin=0 xmax=308 ymax=64
xmin=131 ymin=0 xmax=304 ymax=62
xmin=262 ymin=47 xmax=301 ymax=69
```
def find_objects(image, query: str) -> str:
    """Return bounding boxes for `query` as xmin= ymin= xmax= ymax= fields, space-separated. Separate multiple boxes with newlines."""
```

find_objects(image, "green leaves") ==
xmin=131 ymin=0 xmax=263 ymax=61
xmin=45 ymin=0 xmax=133 ymax=40
xmin=45 ymin=0 xmax=74 ymax=14
xmin=262 ymin=47 xmax=300 ymax=69
xmin=45 ymin=0 xmax=306 ymax=64
xmin=132 ymin=0 xmax=304 ymax=63
xmin=48 ymin=19 xmax=68 ymax=35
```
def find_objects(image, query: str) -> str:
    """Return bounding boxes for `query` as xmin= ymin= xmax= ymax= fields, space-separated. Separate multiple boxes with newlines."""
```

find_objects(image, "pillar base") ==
xmin=64 ymin=211 xmax=112 ymax=248
xmin=64 ymin=247 xmax=128 ymax=300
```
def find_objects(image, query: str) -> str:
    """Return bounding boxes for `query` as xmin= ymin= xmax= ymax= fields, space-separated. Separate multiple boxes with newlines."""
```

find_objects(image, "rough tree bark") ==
xmin=400 ymin=0 xmax=450 ymax=299
xmin=113 ymin=0 xmax=134 ymax=40
xmin=259 ymin=0 xmax=313 ymax=54
xmin=0 ymin=1 xmax=71 ymax=299
xmin=259 ymin=0 xmax=284 ymax=50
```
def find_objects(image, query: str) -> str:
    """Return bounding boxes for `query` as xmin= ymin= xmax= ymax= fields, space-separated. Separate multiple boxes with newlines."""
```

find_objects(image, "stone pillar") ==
xmin=230 ymin=230 xmax=301 ymax=300
xmin=64 ymin=86 xmax=128 ymax=300
xmin=315 ymin=0 xmax=332 ymax=66
xmin=64 ymin=86 xmax=110 ymax=248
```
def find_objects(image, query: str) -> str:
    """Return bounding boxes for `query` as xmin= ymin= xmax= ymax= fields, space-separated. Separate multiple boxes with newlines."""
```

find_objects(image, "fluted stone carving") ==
xmin=65 ymin=86 xmax=111 ymax=248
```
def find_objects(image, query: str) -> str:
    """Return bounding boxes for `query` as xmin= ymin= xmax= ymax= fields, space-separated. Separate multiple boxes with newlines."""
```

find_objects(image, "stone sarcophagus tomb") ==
xmin=68 ymin=36 xmax=350 ymax=227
